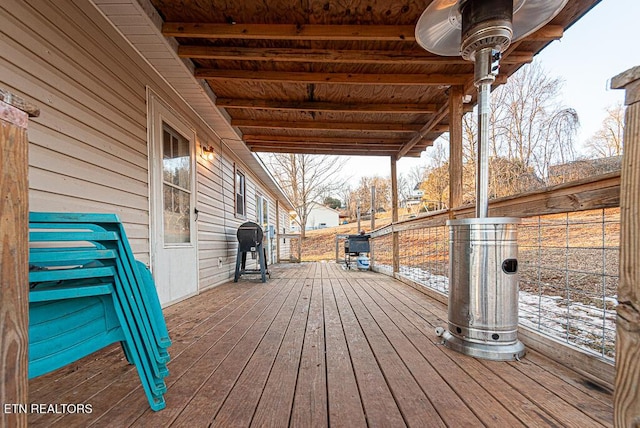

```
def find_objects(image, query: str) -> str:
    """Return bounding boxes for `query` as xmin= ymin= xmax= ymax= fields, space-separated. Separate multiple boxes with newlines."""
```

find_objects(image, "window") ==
xmin=162 ymin=123 xmax=191 ymax=244
xmin=235 ymin=169 xmax=245 ymax=216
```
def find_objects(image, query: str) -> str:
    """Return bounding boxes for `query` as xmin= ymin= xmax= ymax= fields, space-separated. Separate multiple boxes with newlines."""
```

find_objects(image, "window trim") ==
xmin=235 ymin=166 xmax=246 ymax=218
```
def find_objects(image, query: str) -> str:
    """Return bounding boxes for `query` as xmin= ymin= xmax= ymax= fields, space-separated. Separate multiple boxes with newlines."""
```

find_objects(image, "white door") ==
xmin=148 ymin=92 xmax=198 ymax=305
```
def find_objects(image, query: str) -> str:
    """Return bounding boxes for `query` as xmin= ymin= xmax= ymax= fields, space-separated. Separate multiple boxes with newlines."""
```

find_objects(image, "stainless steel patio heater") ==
xmin=415 ymin=0 xmax=567 ymax=360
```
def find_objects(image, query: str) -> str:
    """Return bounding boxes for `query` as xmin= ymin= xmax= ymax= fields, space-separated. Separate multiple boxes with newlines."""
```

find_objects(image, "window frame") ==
xmin=235 ymin=166 xmax=246 ymax=218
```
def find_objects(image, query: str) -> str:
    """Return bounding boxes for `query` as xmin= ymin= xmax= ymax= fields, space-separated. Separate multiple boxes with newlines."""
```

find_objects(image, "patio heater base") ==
xmin=441 ymin=330 xmax=525 ymax=361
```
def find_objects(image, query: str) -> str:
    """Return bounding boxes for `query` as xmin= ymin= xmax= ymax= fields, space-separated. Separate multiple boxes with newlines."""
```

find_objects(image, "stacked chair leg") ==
xmin=28 ymin=212 xmax=171 ymax=411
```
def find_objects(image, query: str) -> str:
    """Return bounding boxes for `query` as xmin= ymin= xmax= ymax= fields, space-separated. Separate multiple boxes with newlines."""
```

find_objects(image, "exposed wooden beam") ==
xmin=163 ymin=23 xmax=416 ymax=41
xmin=247 ymin=142 xmax=404 ymax=151
xmin=397 ymin=103 xmax=450 ymax=158
xmin=525 ymin=25 xmax=563 ymax=41
xmin=233 ymin=119 xmax=447 ymax=133
xmin=248 ymin=145 xmax=422 ymax=157
xmin=196 ymin=69 xmax=469 ymax=86
xmin=178 ymin=45 xmax=535 ymax=65
xmin=243 ymin=135 xmax=410 ymax=145
xmin=218 ymin=99 xmax=440 ymax=114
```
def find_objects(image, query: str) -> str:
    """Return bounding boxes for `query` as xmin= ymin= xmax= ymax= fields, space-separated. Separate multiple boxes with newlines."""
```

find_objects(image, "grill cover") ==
xmin=237 ymin=222 xmax=264 ymax=252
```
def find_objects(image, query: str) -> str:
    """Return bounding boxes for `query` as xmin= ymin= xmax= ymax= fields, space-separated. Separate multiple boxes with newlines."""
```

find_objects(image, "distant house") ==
xmin=403 ymin=182 xmax=424 ymax=209
xmin=548 ymin=156 xmax=622 ymax=185
xmin=306 ymin=202 xmax=340 ymax=230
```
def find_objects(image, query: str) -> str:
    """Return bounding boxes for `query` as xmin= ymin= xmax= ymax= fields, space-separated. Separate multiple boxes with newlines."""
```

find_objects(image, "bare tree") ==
xmin=353 ymin=176 xmax=391 ymax=215
xmin=419 ymin=138 xmax=450 ymax=209
xmin=585 ymin=103 xmax=625 ymax=158
xmin=458 ymin=60 xmax=579 ymax=198
xmin=260 ymin=153 xmax=346 ymax=238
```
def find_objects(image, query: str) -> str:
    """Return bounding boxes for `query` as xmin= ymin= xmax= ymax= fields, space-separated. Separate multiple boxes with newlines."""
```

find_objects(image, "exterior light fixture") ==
xmin=202 ymin=144 xmax=215 ymax=160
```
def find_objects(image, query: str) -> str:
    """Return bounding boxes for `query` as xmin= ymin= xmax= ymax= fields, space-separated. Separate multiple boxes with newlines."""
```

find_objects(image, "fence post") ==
xmin=1 ymin=89 xmax=39 ymax=428
xmin=391 ymin=155 xmax=400 ymax=275
xmin=611 ymin=66 xmax=640 ymax=427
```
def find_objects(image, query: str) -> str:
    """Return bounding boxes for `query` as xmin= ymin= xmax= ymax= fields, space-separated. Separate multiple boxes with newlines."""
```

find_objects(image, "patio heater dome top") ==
xmin=415 ymin=0 xmax=569 ymax=59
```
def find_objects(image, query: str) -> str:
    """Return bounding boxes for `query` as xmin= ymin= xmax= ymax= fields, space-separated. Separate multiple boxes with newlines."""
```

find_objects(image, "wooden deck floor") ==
xmin=28 ymin=262 xmax=613 ymax=427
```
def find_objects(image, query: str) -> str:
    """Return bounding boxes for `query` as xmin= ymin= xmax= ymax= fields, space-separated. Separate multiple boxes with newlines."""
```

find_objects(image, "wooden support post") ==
xmin=449 ymin=85 xmax=464 ymax=214
xmin=611 ymin=66 xmax=640 ymax=428
xmin=1 ymin=90 xmax=38 ymax=428
xmin=391 ymin=155 xmax=399 ymax=274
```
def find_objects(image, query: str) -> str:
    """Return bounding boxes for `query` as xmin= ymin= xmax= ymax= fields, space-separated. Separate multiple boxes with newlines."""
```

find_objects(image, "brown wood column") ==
xmin=1 ymin=90 xmax=38 ymax=428
xmin=391 ymin=155 xmax=399 ymax=274
xmin=611 ymin=66 xmax=640 ymax=428
xmin=449 ymin=85 xmax=464 ymax=213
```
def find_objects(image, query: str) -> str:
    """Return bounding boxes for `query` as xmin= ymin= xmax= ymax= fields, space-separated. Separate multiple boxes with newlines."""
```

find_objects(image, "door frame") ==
xmin=146 ymin=88 xmax=199 ymax=305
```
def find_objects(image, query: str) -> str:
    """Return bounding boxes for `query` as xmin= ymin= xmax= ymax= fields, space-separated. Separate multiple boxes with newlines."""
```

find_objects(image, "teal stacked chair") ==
xmin=28 ymin=212 xmax=171 ymax=411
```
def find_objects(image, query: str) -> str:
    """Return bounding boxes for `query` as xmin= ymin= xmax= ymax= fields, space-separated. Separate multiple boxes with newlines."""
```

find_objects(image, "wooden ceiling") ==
xmin=151 ymin=0 xmax=599 ymax=159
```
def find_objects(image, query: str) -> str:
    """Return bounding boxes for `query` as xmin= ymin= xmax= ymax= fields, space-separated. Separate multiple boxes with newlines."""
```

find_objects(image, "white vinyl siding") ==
xmin=1 ymin=0 xmax=292 ymax=294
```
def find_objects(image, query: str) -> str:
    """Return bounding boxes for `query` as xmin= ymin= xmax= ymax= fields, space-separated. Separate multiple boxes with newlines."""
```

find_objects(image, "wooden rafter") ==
xmin=397 ymin=103 xmax=450 ymax=158
xmin=163 ymin=23 xmax=416 ymax=41
xmin=242 ymin=135 xmax=410 ymax=144
xmin=197 ymin=69 xmax=469 ymax=85
xmin=163 ymin=22 xmax=561 ymax=42
xmin=232 ymin=119 xmax=449 ymax=133
xmin=247 ymin=142 xmax=405 ymax=150
xmin=218 ymin=99 xmax=440 ymax=114
xmin=178 ymin=45 xmax=534 ymax=65
xmin=247 ymin=145 xmax=424 ymax=157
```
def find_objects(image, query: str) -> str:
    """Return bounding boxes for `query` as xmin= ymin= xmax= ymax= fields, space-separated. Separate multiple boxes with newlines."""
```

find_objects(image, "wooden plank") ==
xmin=290 ymin=278 xmax=328 ymax=427
xmin=322 ymin=279 xmax=367 ymax=426
xmin=197 ymin=69 xmax=469 ymax=86
xmin=367 ymin=278 xmax=526 ymax=427
xmin=212 ymin=277 xmax=309 ymax=426
xmin=478 ymin=359 xmax=608 ymax=427
xmin=217 ymin=98 xmax=440 ymax=114
xmin=372 ymin=173 xmax=621 ymax=238
xmin=163 ymin=23 xmax=416 ymax=41
xmin=507 ymin=356 xmax=613 ymax=425
xmin=610 ymin=66 xmax=640 ymax=427
xmin=350 ymin=278 xmax=484 ymax=426
xmin=178 ymin=45 xmax=533 ymax=65
xmin=391 ymin=156 xmax=400 ymax=273
xmin=244 ymin=134 xmax=410 ymax=144
xmin=524 ymin=350 xmax=614 ymax=408
xmin=0 ymin=96 xmax=33 ymax=428
xmin=372 ymin=278 xmax=570 ymax=427
xmin=233 ymin=119 xmax=425 ymax=132
xmin=331 ymin=280 xmax=406 ymax=426
xmin=248 ymin=146 xmax=420 ymax=157
xmin=148 ymin=278 xmax=299 ymax=426
xmin=339 ymin=279 xmax=445 ymax=426
xmin=517 ymin=325 xmax=615 ymax=389
xmin=398 ymin=103 xmax=450 ymax=158
xmin=247 ymin=142 xmax=403 ymax=151
xmin=35 ymin=279 xmax=282 ymax=426
xmin=248 ymin=278 xmax=312 ymax=426
xmin=387 ymin=279 xmax=607 ymax=426
xmin=448 ymin=85 xmax=464 ymax=211
xmin=526 ymin=25 xmax=564 ymax=41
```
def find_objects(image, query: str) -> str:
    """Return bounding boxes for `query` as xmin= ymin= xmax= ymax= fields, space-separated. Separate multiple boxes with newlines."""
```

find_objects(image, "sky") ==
xmin=339 ymin=0 xmax=640 ymax=183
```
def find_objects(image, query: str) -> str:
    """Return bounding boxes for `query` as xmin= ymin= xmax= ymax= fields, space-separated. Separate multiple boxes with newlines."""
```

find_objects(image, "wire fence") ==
xmin=371 ymin=207 xmax=619 ymax=361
